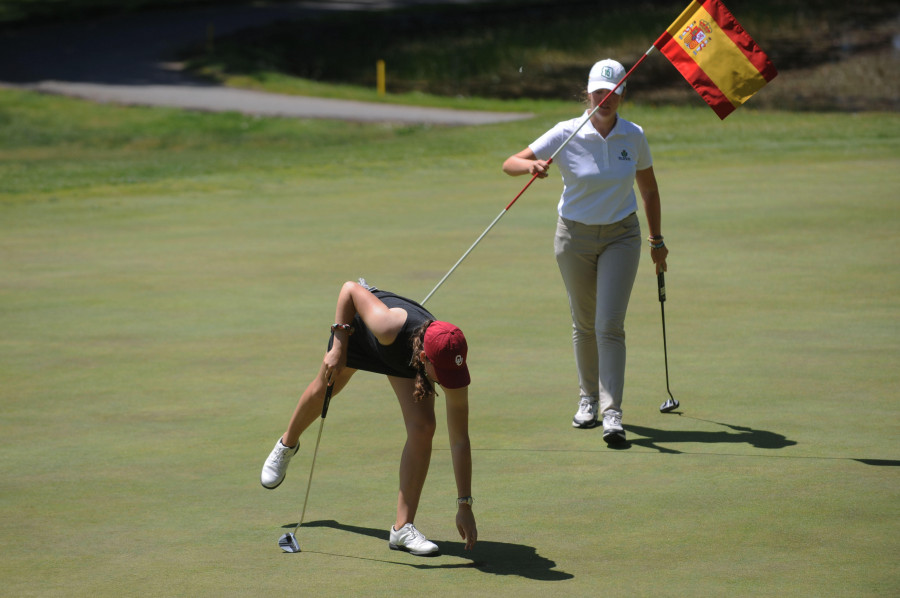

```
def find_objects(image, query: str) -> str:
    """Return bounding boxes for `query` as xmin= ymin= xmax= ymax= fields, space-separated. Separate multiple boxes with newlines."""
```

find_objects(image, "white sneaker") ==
xmin=389 ymin=523 xmax=439 ymax=556
xmin=260 ymin=439 xmax=299 ymax=489
xmin=572 ymin=397 xmax=599 ymax=428
xmin=602 ymin=410 xmax=626 ymax=444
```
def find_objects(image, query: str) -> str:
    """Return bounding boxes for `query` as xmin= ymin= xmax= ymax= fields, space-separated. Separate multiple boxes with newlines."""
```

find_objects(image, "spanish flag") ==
xmin=654 ymin=0 xmax=778 ymax=119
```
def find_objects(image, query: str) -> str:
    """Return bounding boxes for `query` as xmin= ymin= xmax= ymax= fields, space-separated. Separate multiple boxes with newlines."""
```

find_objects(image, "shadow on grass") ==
xmin=853 ymin=459 xmax=900 ymax=467
xmin=285 ymin=519 xmax=573 ymax=580
xmin=573 ymin=414 xmax=899 ymax=466
xmin=627 ymin=415 xmax=798 ymax=454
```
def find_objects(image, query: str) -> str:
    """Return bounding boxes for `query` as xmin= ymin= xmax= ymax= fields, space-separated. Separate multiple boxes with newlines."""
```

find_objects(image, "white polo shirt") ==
xmin=529 ymin=111 xmax=652 ymax=225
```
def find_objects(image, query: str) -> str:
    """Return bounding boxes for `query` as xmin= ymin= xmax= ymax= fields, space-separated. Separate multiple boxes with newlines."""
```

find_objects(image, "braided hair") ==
xmin=410 ymin=320 xmax=437 ymax=402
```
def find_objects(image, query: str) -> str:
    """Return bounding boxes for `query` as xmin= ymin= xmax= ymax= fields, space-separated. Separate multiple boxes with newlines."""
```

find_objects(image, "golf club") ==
xmin=657 ymin=272 xmax=680 ymax=413
xmin=278 ymin=383 xmax=334 ymax=553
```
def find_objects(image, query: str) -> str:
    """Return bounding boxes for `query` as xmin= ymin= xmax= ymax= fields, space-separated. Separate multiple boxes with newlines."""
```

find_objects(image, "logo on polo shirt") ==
xmin=618 ymin=149 xmax=631 ymax=161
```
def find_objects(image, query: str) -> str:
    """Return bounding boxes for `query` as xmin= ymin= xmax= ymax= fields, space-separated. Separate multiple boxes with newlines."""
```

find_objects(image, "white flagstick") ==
xmin=421 ymin=46 xmax=659 ymax=306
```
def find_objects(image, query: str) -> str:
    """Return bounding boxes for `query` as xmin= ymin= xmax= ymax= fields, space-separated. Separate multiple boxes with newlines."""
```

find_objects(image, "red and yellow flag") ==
xmin=654 ymin=0 xmax=777 ymax=119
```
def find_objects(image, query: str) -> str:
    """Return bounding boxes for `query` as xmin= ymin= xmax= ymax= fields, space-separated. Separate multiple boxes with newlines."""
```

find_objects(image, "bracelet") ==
xmin=457 ymin=496 xmax=474 ymax=506
xmin=648 ymin=234 xmax=664 ymax=241
xmin=649 ymin=241 xmax=666 ymax=249
xmin=331 ymin=323 xmax=355 ymax=334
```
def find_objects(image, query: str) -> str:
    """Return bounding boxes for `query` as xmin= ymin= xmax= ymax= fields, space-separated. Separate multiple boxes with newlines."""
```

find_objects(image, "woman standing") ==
xmin=260 ymin=280 xmax=477 ymax=555
xmin=502 ymin=59 xmax=669 ymax=444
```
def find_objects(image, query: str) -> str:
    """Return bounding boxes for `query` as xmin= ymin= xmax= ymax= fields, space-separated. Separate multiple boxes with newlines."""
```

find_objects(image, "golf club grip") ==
xmin=657 ymin=271 xmax=666 ymax=303
xmin=321 ymin=384 xmax=334 ymax=419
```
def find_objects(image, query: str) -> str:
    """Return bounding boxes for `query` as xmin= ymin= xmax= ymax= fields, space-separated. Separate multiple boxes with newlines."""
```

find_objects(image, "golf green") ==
xmin=1 ymin=89 xmax=898 ymax=596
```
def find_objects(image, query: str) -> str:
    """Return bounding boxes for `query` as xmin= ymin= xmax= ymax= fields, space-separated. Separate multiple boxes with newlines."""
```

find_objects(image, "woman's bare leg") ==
xmin=388 ymin=375 xmax=436 ymax=529
xmin=282 ymin=363 xmax=356 ymax=447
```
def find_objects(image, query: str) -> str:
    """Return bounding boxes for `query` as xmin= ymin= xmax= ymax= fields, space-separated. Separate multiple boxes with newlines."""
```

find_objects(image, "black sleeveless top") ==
xmin=328 ymin=289 xmax=435 ymax=379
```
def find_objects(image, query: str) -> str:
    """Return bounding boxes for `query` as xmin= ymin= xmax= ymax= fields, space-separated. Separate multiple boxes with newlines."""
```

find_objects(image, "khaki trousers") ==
xmin=554 ymin=213 xmax=641 ymax=414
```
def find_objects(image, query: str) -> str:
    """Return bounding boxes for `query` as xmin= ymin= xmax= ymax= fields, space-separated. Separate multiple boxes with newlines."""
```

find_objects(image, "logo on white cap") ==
xmin=588 ymin=59 xmax=626 ymax=95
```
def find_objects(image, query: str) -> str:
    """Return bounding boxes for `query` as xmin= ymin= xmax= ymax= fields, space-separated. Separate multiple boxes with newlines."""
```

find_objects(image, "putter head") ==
xmin=659 ymin=397 xmax=680 ymax=413
xmin=278 ymin=533 xmax=301 ymax=553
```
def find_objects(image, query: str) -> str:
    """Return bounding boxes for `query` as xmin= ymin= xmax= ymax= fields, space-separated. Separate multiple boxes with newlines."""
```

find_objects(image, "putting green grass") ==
xmin=1 ymin=88 xmax=898 ymax=597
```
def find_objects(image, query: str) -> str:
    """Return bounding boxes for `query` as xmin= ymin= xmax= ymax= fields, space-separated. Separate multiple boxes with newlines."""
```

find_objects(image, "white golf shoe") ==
xmin=260 ymin=439 xmax=299 ymax=489
xmin=572 ymin=397 xmax=599 ymax=428
xmin=602 ymin=410 xmax=626 ymax=444
xmin=389 ymin=523 xmax=439 ymax=556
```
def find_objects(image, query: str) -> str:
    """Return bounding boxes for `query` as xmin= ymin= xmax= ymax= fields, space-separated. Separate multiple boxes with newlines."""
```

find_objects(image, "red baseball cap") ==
xmin=424 ymin=321 xmax=470 ymax=389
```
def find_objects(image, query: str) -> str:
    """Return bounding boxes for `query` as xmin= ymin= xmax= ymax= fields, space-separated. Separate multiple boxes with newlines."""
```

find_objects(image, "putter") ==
xmin=657 ymin=272 xmax=680 ymax=413
xmin=278 ymin=383 xmax=335 ymax=553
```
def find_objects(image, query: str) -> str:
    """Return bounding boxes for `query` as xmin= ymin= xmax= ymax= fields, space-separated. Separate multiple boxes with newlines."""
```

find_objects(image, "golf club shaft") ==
xmin=657 ymin=272 xmax=675 ymax=401
xmin=421 ymin=46 xmax=658 ymax=306
xmin=292 ymin=384 xmax=333 ymax=535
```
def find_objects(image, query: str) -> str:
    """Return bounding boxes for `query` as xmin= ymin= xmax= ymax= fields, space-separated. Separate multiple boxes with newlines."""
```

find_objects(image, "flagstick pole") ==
xmin=421 ymin=41 xmax=664 ymax=306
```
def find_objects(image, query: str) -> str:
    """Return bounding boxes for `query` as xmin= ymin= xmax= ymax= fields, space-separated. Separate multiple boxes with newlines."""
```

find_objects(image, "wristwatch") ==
xmin=457 ymin=496 xmax=474 ymax=506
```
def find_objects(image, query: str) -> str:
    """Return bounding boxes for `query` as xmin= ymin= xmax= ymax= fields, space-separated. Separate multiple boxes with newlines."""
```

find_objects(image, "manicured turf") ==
xmin=1 ymin=88 xmax=898 ymax=596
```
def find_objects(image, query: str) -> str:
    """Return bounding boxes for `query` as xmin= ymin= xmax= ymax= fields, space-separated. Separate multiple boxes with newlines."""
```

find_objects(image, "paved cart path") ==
xmin=0 ymin=0 xmax=532 ymax=125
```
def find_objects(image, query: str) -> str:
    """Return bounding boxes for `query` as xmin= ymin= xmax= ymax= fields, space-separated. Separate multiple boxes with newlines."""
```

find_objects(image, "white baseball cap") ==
xmin=587 ymin=59 xmax=626 ymax=95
